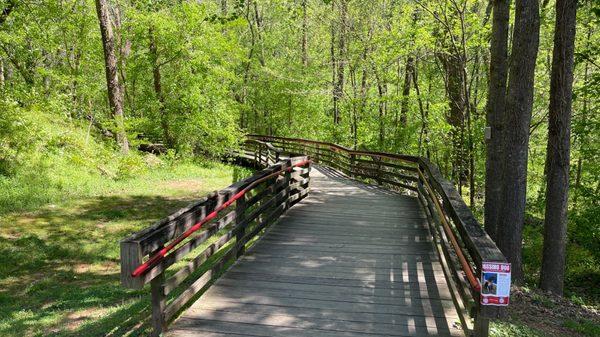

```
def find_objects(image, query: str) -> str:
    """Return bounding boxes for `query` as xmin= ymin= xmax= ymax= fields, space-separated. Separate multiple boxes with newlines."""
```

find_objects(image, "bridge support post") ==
xmin=473 ymin=314 xmax=489 ymax=337
xmin=235 ymin=194 xmax=247 ymax=258
xmin=284 ymin=162 xmax=292 ymax=211
xmin=150 ymin=264 xmax=166 ymax=337
xmin=349 ymin=153 xmax=356 ymax=178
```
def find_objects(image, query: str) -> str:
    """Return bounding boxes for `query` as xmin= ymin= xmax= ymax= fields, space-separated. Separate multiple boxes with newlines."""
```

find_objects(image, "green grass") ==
xmin=564 ymin=319 xmax=600 ymax=337
xmin=0 ymin=159 xmax=251 ymax=337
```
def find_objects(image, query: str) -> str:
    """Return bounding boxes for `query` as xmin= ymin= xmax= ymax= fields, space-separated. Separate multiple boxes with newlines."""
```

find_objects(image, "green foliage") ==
xmin=115 ymin=153 xmax=149 ymax=180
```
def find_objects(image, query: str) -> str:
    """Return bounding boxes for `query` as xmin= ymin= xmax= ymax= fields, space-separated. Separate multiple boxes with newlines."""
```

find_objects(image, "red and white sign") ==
xmin=480 ymin=262 xmax=511 ymax=306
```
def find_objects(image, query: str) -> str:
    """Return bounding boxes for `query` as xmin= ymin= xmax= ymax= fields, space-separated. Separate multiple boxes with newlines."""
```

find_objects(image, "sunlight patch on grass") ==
xmin=0 ymin=160 xmax=252 ymax=337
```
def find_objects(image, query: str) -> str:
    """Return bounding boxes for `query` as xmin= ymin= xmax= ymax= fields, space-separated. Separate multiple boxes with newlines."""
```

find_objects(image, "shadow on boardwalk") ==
xmin=167 ymin=166 xmax=463 ymax=337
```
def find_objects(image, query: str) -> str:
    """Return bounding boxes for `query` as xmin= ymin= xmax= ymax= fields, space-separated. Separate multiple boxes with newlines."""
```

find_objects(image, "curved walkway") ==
xmin=168 ymin=166 xmax=463 ymax=337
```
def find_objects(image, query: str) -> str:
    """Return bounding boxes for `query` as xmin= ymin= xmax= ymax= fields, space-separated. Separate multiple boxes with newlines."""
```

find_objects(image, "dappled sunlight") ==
xmin=166 ymin=166 xmax=463 ymax=337
xmin=0 ymin=167 xmax=239 ymax=337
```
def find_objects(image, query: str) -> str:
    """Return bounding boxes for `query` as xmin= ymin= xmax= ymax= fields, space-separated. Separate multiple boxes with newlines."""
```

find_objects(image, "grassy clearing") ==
xmin=0 ymin=160 xmax=251 ymax=337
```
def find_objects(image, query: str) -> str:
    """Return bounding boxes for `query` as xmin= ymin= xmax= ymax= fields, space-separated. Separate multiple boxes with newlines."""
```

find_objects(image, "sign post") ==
xmin=480 ymin=262 xmax=511 ymax=306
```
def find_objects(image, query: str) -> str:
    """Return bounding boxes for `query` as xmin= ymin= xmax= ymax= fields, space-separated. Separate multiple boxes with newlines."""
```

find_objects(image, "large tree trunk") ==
xmin=441 ymin=52 xmax=467 ymax=193
xmin=149 ymin=27 xmax=174 ymax=148
xmin=497 ymin=0 xmax=540 ymax=283
xmin=95 ymin=0 xmax=129 ymax=154
xmin=484 ymin=0 xmax=510 ymax=242
xmin=540 ymin=0 xmax=577 ymax=296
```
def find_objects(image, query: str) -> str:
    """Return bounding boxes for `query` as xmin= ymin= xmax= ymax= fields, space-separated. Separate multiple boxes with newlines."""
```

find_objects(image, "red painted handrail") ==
xmin=131 ymin=159 xmax=311 ymax=277
xmin=251 ymin=135 xmax=483 ymax=293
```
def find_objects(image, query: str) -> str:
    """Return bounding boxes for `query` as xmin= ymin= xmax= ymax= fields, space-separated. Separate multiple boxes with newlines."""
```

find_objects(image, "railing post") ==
xmin=253 ymin=143 xmax=258 ymax=166
xmin=350 ymin=153 xmax=356 ymax=178
xmin=235 ymin=194 xmax=247 ymax=258
xmin=376 ymin=155 xmax=382 ymax=185
xmin=150 ymin=259 xmax=166 ymax=337
xmin=284 ymin=161 xmax=292 ymax=210
xmin=473 ymin=311 xmax=490 ymax=337
xmin=259 ymin=145 xmax=264 ymax=167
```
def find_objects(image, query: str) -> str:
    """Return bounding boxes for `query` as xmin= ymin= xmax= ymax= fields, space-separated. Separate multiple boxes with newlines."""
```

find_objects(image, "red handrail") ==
xmin=132 ymin=159 xmax=311 ymax=277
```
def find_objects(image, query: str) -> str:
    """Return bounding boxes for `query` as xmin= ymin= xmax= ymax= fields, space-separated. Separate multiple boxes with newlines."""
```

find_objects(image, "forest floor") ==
xmin=491 ymin=287 xmax=600 ymax=337
xmin=0 ymin=160 xmax=251 ymax=337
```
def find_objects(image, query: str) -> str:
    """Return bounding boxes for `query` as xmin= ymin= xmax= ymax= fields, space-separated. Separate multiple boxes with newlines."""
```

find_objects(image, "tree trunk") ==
xmin=149 ymin=27 xmax=174 ymax=148
xmin=485 ymin=0 xmax=511 ymax=242
xmin=573 ymin=27 xmax=591 ymax=207
xmin=95 ymin=0 xmax=129 ymax=154
xmin=333 ymin=0 xmax=347 ymax=125
xmin=221 ymin=0 xmax=227 ymax=15
xmin=540 ymin=0 xmax=577 ymax=296
xmin=413 ymin=60 xmax=429 ymax=157
xmin=0 ymin=57 xmax=4 ymax=88
xmin=301 ymin=0 xmax=308 ymax=67
xmin=441 ymin=52 xmax=467 ymax=192
xmin=399 ymin=56 xmax=414 ymax=126
xmin=376 ymin=70 xmax=387 ymax=149
xmin=497 ymin=0 xmax=540 ymax=283
xmin=330 ymin=0 xmax=337 ymax=125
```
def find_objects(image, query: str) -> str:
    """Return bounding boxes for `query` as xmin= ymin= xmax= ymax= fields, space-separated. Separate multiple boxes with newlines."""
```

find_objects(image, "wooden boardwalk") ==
xmin=168 ymin=166 xmax=463 ymax=337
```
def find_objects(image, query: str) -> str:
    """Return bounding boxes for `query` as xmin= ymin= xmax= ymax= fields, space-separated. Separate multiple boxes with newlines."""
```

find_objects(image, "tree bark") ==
xmin=540 ymin=0 xmax=577 ymax=296
xmin=0 ymin=57 xmax=4 ymax=88
xmin=440 ymin=52 xmax=467 ymax=192
xmin=221 ymin=0 xmax=227 ymax=15
xmin=399 ymin=56 xmax=414 ymax=126
xmin=333 ymin=0 xmax=347 ymax=125
xmin=330 ymin=0 xmax=337 ymax=125
xmin=301 ymin=0 xmax=308 ymax=67
xmin=375 ymin=70 xmax=387 ymax=149
xmin=95 ymin=0 xmax=129 ymax=154
xmin=413 ymin=63 xmax=429 ymax=158
xmin=149 ymin=27 xmax=174 ymax=148
xmin=497 ymin=0 xmax=540 ymax=283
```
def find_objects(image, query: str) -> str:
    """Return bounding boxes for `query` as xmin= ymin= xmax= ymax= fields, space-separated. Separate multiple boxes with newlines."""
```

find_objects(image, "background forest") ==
xmin=0 ymin=0 xmax=599 ymax=336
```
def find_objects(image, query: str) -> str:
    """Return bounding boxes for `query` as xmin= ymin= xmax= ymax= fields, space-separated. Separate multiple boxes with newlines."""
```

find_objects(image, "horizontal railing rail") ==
xmin=120 ymin=154 xmax=310 ymax=336
xmin=238 ymin=139 xmax=283 ymax=167
xmin=246 ymin=134 xmax=507 ymax=337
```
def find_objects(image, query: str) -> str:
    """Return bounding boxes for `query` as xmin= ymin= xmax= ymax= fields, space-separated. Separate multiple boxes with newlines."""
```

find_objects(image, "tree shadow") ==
xmin=0 ymin=194 xmax=203 ymax=337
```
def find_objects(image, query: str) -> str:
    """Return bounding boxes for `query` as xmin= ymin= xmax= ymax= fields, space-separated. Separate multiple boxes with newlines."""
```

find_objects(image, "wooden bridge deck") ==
xmin=168 ymin=166 xmax=463 ymax=337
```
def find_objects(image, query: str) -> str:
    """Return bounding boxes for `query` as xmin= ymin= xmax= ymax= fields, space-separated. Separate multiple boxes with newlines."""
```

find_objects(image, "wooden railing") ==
xmin=239 ymin=139 xmax=282 ymax=167
xmin=246 ymin=134 xmax=507 ymax=337
xmin=120 ymin=155 xmax=310 ymax=336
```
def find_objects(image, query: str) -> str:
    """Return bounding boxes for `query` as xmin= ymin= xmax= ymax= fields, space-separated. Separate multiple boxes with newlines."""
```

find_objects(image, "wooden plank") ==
xmin=212 ymin=278 xmax=454 ymax=301
xmin=191 ymin=294 xmax=458 ymax=319
xmin=170 ymin=316 xmax=462 ymax=337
